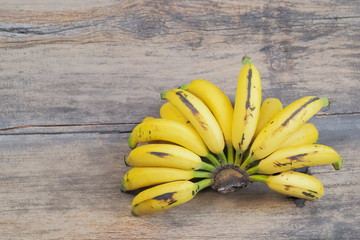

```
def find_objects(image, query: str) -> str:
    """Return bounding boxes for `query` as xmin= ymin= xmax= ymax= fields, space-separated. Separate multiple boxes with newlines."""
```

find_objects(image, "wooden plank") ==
xmin=0 ymin=114 xmax=359 ymax=239
xmin=1 ymin=1 xmax=359 ymax=239
xmin=1 ymin=0 xmax=359 ymax=129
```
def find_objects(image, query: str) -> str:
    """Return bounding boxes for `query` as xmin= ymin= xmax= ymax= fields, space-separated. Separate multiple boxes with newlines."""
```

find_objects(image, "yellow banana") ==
xmin=254 ymin=98 xmax=283 ymax=137
xmin=232 ymin=57 xmax=262 ymax=162
xmin=278 ymin=123 xmax=319 ymax=149
xmin=128 ymin=117 xmax=220 ymax=166
xmin=131 ymin=179 xmax=213 ymax=216
xmin=161 ymin=89 xmax=226 ymax=163
xmin=250 ymin=171 xmax=324 ymax=200
xmin=247 ymin=144 xmax=342 ymax=175
xmin=241 ymin=96 xmax=329 ymax=169
xmin=129 ymin=118 xmax=206 ymax=154
xmin=119 ymin=58 xmax=344 ymax=216
xmin=160 ymin=101 xmax=193 ymax=128
xmin=120 ymin=167 xmax=212 ymax=192
xmin=142 ymin=116 xmax=156 ymax=122
xmin=180 ymin=79 xmax=234 ymax=163
xmin=125 ymin=143 xmax=216 ymax=172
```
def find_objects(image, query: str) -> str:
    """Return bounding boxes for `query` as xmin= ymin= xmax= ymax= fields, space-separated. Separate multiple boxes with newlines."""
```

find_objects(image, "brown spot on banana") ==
xmin=198 ymin=120 xmax=208 ymax=130
xmin=245 ymin=68 xmax=253 ymax=111
xmin=243 ymin=69 xmax=257 ymax=123
xmin=239 ymin=133 xmax=245 ymax=149
xmin=274 ymin=161 xmax=292 ymax=167
xmin=281 ymin=97 xmax=320 ymax=127
xmin=149 ymin=152 xmax=171 ymax=157
xmin=152 ymin=192 xmax=177 ymax=205
xmin=176 ymin=91 xmax=199 ymax=114
xmin=176 ymin=91 xmax=208 ymax=130
xmin=302 ymin=191 xmax=318 ymax=199
xmin=287 ymin=153 xmax=308 ymax=161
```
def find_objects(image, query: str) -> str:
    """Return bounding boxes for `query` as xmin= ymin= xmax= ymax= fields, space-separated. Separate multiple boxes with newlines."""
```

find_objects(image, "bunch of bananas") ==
xmin=121 ymin=57 xmax=343 ymax=216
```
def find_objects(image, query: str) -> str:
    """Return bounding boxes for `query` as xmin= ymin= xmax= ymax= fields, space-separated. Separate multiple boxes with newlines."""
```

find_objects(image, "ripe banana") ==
xmin=246 ymin=144 xmax=342 ymax=175
xmin=160 ymin=101 xmax=193 ymax=128
xmin=250 ymin=171 xmax=324 ymax=200
xmin=278 ymin=123 xmax=319 ymax=149
xmin=129 ymin=118 xmax=207 ymax=155
xmin=161 ymin=89 xmax=226 ymax=163
xmin=131 ymin=179 xmax=213 ymax=216
xmin=142 ymin=116 xmax=156 ymax=122
xmin=125 ymin=143 xmax=216 ymax=172
xmin=122 ymin=58 xmax=343 ymax=216
xmin=254 ymin=98 xmax=283 ymax=137
xmin=241 ymin=96 xmax=329 ymax=169
xmin=232 ymin=57 xmax=262 ymax=162
xmin=120 ymin=167 xmax=212 ymax=192
xmin=180 ymin=79 xmax=234 ymax=163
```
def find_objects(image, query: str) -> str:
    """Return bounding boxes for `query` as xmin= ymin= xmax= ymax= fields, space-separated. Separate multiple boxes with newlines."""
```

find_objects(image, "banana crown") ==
xmin=121 ymin=57 xmax=343 ymax=216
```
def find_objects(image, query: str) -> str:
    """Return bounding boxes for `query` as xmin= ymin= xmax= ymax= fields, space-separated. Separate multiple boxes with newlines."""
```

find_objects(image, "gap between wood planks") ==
xmin=0 ymin=111 xmax=359 ymax=135
xmin=0 ymin=122 xmax=135 ymax=135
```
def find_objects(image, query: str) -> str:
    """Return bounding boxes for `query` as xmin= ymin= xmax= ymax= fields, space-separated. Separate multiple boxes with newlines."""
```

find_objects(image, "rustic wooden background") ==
xmin=1 ymin=1 xmax=359 ymax=239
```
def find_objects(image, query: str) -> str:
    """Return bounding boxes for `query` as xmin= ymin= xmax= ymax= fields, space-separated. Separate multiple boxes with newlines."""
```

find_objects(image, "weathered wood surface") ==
xmin=1 ymin=1 xmax=359 ymax=239
xmin=1 ymin=115 xmax=359 ymax=239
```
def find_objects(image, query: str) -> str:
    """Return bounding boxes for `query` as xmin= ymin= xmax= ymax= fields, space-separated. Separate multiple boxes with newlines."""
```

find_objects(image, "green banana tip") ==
xmin=130 ymin=210 xmax=139 ymax=217
xmin=160 ymin=91 xmax=168 ymax=100
xmin=127 ymin=135 xmax=137 ymax=149
xmin=320 ymin=97 xmax=330 ymax=108
xmin=119 ymin=182 xmax=127 ymax=193
xmin=332 ymin=158 xmax=343 ymax=170
xmin=179 ymin=83 xmax=189 ymax=90
xmin=242 ymin=56 xmax=252 ymax=65
xmin=123 ymin=155 xmax=130 ymax=166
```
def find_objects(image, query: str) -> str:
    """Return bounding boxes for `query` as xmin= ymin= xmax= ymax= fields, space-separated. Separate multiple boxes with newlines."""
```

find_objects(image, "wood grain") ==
xmin=0 ymin=0 xmax=359 ymax=239
xmin=1 ymin=0 xmax=359 ymax=130
xmin=0 ymin=114 xmax=359 ymax=239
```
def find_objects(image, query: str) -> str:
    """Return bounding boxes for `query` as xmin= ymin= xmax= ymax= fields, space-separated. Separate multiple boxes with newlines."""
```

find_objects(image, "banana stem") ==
xmin=246 ymin=166 xmax=259 ymax=175
xmin=196 ymin=178 xmax=214 ymax=191
xmin=226 ymin=144 xmax=234 ymax=164
xmin=217 ymin=152 xmax=227 ymax=165
xmin=206 ymin=153 xmax=221 ymax=166
xmin=234 ymin=151 xmax=242 ymax=166
xmin=194 ymin=171 xmax=213 ymax=179
xmin=200 ymin=162 xmax=216 ymax=172
xmin=249 ymin=174 xmax=268 ymax=183
xmin=240 ymin=155 xmax=254 ymax=170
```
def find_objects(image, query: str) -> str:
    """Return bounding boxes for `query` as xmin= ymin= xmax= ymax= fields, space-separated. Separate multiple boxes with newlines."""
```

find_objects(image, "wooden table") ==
xmin=1 ymin=1 xmax=359 ymax=239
